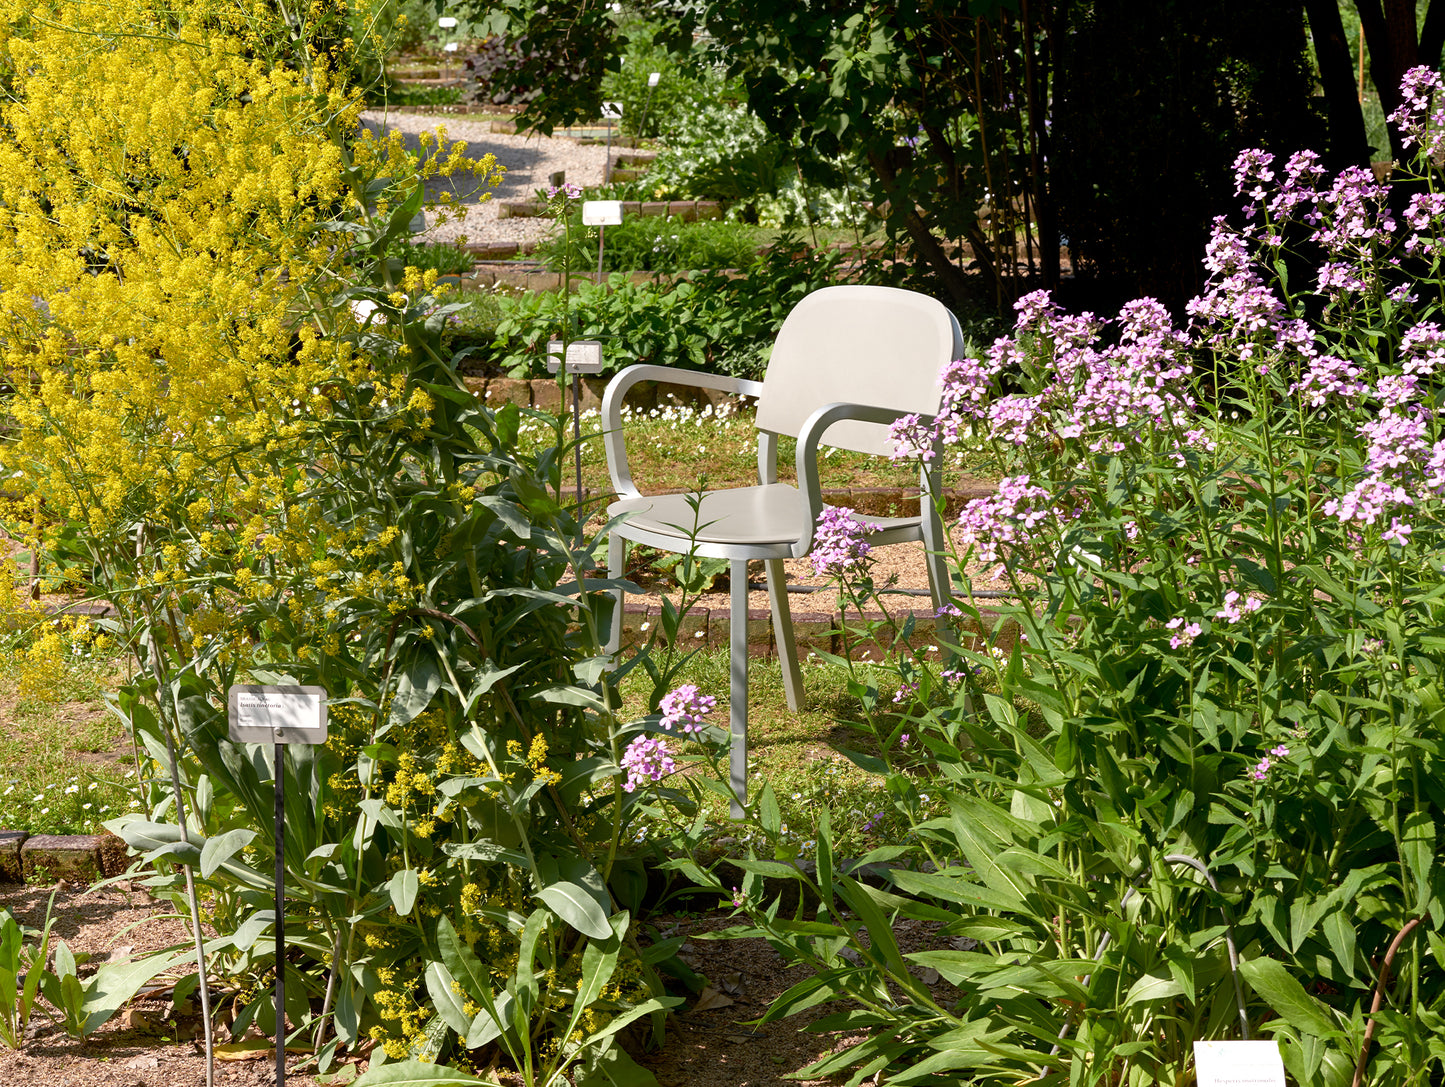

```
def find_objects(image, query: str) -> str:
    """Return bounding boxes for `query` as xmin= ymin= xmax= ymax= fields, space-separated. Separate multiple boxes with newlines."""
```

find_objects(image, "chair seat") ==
xmin=609 ymin=485 xmax=922 ymax=551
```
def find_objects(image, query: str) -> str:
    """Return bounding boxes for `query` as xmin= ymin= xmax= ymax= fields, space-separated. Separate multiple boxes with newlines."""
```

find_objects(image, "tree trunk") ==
xmin=868 ymin=150 xmax=983 ymax=313
xmin=1305 ymin=0 xmax=1373 ymax=164
xmin=1356 ymin=0 xmax=1421 ymax=158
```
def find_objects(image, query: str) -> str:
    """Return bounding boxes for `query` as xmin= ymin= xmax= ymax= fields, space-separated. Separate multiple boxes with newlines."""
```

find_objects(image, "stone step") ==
xmin=614 ymin=151 xmax=658 ymax=166
xmin=606 ymin=167 xmax=647 ymax=184
xmin=496 ymin=199 xmax=721 ymax=221
xmin=0 ymin=830 xmax=131 ymax=884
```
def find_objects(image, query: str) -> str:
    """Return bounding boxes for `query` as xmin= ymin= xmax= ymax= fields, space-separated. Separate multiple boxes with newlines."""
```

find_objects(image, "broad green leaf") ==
xmin=1401 ymin=811 xmax=1435 ymax=914
xmin=424 ymin=961 xmax=471 ymax=1037
xmin=200 ymin=829 xmax=256 ymax=879
xmin=353 ymin=1059 xmax=485 ymax=1085
xmin=388 ymin=870 xmax=419 ymax=918
xmin=1123 ymin=970 xmax=1187 ymax=1005
xmin=536 ymin=881 xmax=612 ymax=939
xmin=1239 ymin=956 xmax=1340 ymax=1039
xmin=437 ymin=917 xmax=490 ymax=1005
xmin=80 ymin=950 xmax=193 ymax=1036
xmin=572 ymin=1042 xmax=663 ymax=1087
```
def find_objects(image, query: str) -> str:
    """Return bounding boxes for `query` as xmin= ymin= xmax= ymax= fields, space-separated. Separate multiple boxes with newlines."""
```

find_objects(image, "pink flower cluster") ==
xmin=1252 ymin=744 xmax=1291 ymax=782
xmin=957 ymin=475 xmax=1055 ymax=564
xmin=1216 ymin=591 xmax=1264 ymax=623
xmin=621 ymin=735 xmax=677 ymax=792
xmin=811 ymin=506 xmax=874 ymax=577
xmin=1165 ymin=618 xmax=1202 ymax=648
xmin=659 ymin=684 xmax=715 ymax=736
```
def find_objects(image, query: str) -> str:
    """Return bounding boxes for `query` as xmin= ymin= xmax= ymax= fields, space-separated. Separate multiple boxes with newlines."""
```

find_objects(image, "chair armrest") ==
xmin=792 ymin=402 xmax=936 ymax=555
xmin=602 ymin=364 xmax=765 ymax=498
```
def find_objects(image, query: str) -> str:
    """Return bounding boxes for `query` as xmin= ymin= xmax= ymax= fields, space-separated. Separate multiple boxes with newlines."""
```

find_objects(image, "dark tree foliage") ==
xmin=1049 ymin=0 xmax=1323 ymax=313
xmin=451 ymin=0 xmax=1445 ymax=320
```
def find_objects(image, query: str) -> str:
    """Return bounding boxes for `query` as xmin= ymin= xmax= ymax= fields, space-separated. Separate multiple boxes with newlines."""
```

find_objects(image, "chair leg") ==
xmin=606 ymin=534 xmax=626 ymax=656
xmin=729 ymin=557 xmax=748 ymax=817
xmin=920 ymin=470 xmax=951 ymax=624
xmin=765 ymin=558 xmax=804 ymax=712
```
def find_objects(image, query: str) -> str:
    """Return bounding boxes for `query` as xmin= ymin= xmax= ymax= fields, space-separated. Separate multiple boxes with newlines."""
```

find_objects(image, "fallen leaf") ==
xmin=691 ymin=986 xmax=735 ymax=1012
xmin=216 ymin=1039 xmax=273 ymax=1062
xmin=717 ymin=971 xmax=744 ymax=996
xmin=123 ymin=1055 xmax=159 ymax=1071
xmin=120 ymin=1009 xmax=163 ymax=1034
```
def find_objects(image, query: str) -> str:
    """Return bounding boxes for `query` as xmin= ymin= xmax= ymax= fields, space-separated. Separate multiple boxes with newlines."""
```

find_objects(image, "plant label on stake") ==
xmin=547 ymin=341 xmax=604 ymax=501
xmin=601 ymin=101 xmax=622 ymax=182
xmin=582 ymin=200 xmax=623 ymax=285
xmin=1193 ymin=1041 xmax=1285 ymax=1087
xmin=228 ymin=685 xmax=328 ymax=1087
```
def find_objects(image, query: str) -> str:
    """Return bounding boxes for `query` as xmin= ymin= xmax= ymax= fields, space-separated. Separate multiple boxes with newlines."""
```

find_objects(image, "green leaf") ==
xmin=80 ymin=950 xmax=193 ymax=1037
xmin=536 ymin=881 xmax=612 ymax=939
xmin=200 ymin=829 xmax=257 ymax=879
xmin=1401 ymin=810 xmax=1435 ymax=914
xmin=388 ymin=655 xmax=441 ymax=728
xmin=573 ymin=1043 xmax=662 ymax=1087
xmin=388 ymin=870 xmax=419 ymax=918
xmin=424 ymin=961 xmax=471 ymax=1037
xmin=437 ymin=917 xmax=490 ymax=1005
xmin=1123 ymin=970 xmax=1187 ymax=1005
xmin=1239 ymin=956 xmax=1341 ymax=1039
xmin=353 ymin=1059 xmax=485 ymax=1086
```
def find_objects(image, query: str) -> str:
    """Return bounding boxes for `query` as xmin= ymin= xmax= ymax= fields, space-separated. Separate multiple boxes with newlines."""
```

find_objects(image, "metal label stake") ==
xmin=547 ymin=339 xmax=605 ymax=502
xmin=229 ymin=685 xmax=328 ymax=1087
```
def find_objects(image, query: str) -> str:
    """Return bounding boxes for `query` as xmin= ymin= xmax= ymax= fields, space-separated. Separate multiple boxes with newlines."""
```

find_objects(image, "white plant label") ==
xmin=647 ymin=71 xmax=660 ymax=87
xmin=437 ymin=16 xmax=457 ymax=28
xmin=228 ymin=685 xmax=328 ymax=745
xmin=443 ymin=41 xmax=459 ymax=52
xmin=582 ymin=200 xmax=623 ymax=226
xmin=601 ymin=100 xmax=623 ymax=119
xmin=1193 ymin=1041 xmax=1286 ymax=1087
xmin=546 ymin=340 xmax=604 ymax=374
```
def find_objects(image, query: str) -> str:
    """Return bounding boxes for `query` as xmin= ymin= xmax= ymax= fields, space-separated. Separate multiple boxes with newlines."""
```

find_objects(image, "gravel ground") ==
xmin=360 ymin=110 xmax=612 ymax=248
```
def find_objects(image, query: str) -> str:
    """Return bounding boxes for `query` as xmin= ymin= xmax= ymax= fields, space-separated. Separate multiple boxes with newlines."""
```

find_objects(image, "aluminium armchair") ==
xmin=601 ymin=285 xmax=966 ymax=811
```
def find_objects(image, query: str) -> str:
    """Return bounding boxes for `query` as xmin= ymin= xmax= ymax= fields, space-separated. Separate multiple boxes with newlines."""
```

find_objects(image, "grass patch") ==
xmin=616 ymin=645 xmax=946 ymax=861
xmin=0 ymin=644 xmax=138 ymax=836
xmin=512 ymin=399 xmax=1002 ymax=499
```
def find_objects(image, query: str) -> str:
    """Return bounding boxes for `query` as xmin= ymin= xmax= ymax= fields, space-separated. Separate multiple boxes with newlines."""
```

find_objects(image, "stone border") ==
xmin=496 ymin=199 xmax=722 ymax=221
xmin=0 ymin=830 xmax=130 ymax=885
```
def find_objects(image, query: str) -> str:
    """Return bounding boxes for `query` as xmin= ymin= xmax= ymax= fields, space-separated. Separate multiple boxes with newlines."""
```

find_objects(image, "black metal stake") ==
xmin=274 ymin=742 xmax=286 ymax=1087
xmin=572 ymin=372 xmax=584 ymax=502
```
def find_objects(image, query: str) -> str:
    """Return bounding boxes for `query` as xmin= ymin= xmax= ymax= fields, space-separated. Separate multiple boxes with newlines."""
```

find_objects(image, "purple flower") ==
xmin=621 ymin=735 xmax=677 ymax=792
xmin=811 ymin=506 xmax=874 ymax=577
xmin=892 ymin=683 xmax=918 ymax=705
xmin=1165 ymin=617 xmax=1202 ymax=648
xmin=935 ymin=602 xmax=962 ymax=618
xmin=1382 ymin=517 xmax=1413 ymax=546
xmin=958 ymin=475 xmax=1056 ymax=564
xmin=1251 ymin=757 xmax=1272 ymax=781
xmin=1217 ymin=591 xmax=1264 ymax=623
xmin=659 ymin=684 xmax=716 ymax=735
xmin=1389 ymin=66 xmax=1445 ymax=157
xmin=547 ymin=181 xmax=583 ymax=201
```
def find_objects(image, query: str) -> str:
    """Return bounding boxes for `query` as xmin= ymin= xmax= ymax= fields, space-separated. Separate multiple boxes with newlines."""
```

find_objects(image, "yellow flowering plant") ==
xmin=0 ymin=0 xmax=705 ymax=1081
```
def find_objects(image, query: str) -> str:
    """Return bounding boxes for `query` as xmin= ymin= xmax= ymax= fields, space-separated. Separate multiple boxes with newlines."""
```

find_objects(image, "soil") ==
xmin=0 ymin=882 xmax=954 ymax=1087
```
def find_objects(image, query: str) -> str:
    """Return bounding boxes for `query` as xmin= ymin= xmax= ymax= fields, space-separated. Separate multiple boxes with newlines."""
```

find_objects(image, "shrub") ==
xmin=0 ymin=2 xmax=705 ymax=1081
xmin=531 ymin=212 xmax=761 ymax=274
xmin=490 ymin=235 xmax=888 ymax=379
xmin=668 ymin=69 xmax=1445 ymax=1086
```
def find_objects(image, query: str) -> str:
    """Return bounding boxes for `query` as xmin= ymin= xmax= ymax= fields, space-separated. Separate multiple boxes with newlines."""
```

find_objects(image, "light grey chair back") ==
xmin=755 ymin=284 xmax=966 ymax=456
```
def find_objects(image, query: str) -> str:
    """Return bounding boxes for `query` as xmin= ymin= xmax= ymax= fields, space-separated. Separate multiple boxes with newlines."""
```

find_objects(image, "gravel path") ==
xmin=360 ymin=110 xmax=612 ymax=248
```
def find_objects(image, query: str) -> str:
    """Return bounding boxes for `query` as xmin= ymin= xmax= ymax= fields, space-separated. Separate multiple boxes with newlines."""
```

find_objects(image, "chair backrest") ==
xmin=755 ymin=285 xmax=966 ymax=457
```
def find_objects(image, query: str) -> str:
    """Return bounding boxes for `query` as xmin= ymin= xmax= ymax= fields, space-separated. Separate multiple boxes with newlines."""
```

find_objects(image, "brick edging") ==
xmin=0 ymin=830 xmax=129 ymax=885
